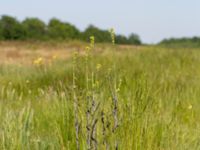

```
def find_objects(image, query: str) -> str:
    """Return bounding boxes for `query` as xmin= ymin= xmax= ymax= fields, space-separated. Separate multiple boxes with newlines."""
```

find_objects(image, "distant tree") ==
xmin=0 ymin=20 xmax=3 ymax=40
xmin=48 ymin=18 xmax=80 ymax=40
xmin=128 ymin=33 xmax=141 ymax=45
xmin=82 ymin=25 xmax=111 ymax=42
xmin=159 ymin=37 xmax=200 ymax=48
xmin=192 ymin=36 xmax=200 ymax=42
xmin=0 ymin=15 xmax=25 ymax=40
xmin=115 ymin=34 xmax=129 ymax=44
xmin=0 ymin=15 xmax=143 ymax=44
xmin=22 ymin=18 xmax=46 ymax=39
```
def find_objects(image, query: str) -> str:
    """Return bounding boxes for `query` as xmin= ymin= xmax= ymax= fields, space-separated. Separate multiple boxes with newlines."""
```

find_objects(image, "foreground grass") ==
xmin=0 ymin=45 xmax=200 ymax=150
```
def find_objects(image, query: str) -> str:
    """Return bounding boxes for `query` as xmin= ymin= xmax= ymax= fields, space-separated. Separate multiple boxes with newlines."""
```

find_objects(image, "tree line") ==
xmin=159 ymin=37 xmax=200 ymax=48
xmin=0 ymin=15 xmax=141 ymax=45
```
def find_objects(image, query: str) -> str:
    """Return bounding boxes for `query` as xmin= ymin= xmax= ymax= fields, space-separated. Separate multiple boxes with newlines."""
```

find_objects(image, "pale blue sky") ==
xmin=0 ymin=0 xmax=200 ymax=43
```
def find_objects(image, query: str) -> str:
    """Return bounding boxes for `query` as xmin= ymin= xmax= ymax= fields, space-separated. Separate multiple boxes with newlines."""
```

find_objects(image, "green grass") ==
xmin=0 ymin=45 xmax=200 ymax=150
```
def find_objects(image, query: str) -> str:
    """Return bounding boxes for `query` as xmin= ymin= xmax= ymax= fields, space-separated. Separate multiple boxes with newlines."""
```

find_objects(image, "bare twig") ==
xmin=86 ymin=95 xmax=91 ymax=150
xmin=73 ymin=52 xmax=80 ymax=150
xmin=91 ymin=118 xmax=98 ymax=150
xmin=101 ymin=111 xmax=110 ymax=150
xmin=108 ymin=76 xmax=119 ymax=150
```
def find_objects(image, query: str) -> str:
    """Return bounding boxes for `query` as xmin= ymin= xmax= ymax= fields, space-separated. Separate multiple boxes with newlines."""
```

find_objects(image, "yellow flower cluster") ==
xmin=109 ymin=28 xmax=115 ymax=45
xmin=33 ymin=57 xmax=43 ymax=65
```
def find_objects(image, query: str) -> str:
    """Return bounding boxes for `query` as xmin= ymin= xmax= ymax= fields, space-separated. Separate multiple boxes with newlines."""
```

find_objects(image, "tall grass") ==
xmin=0 ymin=44 xmax=200 ymax=149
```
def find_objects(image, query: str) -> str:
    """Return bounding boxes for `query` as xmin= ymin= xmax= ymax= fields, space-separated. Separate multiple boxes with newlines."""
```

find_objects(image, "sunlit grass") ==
xmin=0 ymin=43 xmax=200 ymax=149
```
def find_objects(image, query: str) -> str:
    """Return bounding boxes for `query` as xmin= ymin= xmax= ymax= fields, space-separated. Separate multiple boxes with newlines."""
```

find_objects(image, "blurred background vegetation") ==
xmin=1 ymin=15 xmax=200 ymax=47
xmin=159 ymin=37 xmax=200 ymax=48
xmin=0 ymin=15 xmax=141 ymax=45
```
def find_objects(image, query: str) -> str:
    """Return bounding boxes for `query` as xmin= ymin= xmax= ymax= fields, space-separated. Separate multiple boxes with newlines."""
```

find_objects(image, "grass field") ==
xmin=0 ymin=41 xmax=200 ymax=150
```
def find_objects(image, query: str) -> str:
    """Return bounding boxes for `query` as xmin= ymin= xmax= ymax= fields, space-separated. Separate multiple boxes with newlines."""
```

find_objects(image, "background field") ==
xmin=0 ymin=41 xmax=200 ymax=150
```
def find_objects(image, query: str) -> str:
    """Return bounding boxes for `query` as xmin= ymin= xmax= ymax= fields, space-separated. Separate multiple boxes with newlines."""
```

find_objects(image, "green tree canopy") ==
xmin=128 ymin=33 xmax=141 ymax=45
xmin=0 ymin=15 xmax=25 ymax=40
xmin=0 ymin=15 xmax=142 ymax=45
xmin=159 ymin=37 xmax=200 ymax=48
xmin=82 ymin=25 xmax=111 ymax=43
xmin=115 ymin=35 xmax=129 ymax=44
xmin=0 ymin=20 xmax=3 ymax=40
xmin=22 ymin=18 xmax=46 ymax=39
xmin=48 ymin=18 xmax=80 ymax=40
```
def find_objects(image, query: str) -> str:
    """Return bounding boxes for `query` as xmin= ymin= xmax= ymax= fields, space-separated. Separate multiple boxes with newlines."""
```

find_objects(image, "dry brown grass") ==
xmin=0 ymin=41 xmax=142 ymax=65
xmin=0 ymin=41 xmax=80 ymax=65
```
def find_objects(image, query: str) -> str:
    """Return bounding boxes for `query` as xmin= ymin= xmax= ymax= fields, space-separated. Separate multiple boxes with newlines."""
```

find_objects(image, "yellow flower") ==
xmin=52 ymin=54 xmax=58 ymax=60
xmin=33 ymin=57 xmax=43 ymax=65
xmin=85 ymin=46 xmax=91 ymax=54
xmin=96 ymin=63 xmax=102 ymax=71
xmin=116 ymin=88 xmax=120 ymax=93
xmin=109 ymin=28 xmax=115 ymax=45
xmin=188 ymin=105 xmax=193 ymax=110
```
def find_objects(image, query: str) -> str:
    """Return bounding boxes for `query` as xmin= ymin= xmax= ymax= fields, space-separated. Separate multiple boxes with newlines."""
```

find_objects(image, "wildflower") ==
xmin=188 ymin=105 xmax=193 ymax=110
xmin=33 ymin=57 xmax=43 ymax=65
xmin=96 ymin=63 xmax=102 ymax=71
xmin=109 ymin=28 xmax=115 ymax=45
xmin=52 ymin=54 xmax=58 ymax=60
xmin=85 ymin=46 xmax=90 ymax=52
xmin=85 ymin=46 xmax=91 ymax=55
xmin=116 ymin=88 xmax=120 ymax=93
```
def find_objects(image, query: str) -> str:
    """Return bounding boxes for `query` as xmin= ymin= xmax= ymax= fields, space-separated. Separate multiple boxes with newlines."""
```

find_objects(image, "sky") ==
xmin=0 ymin=0 xmax=200 ymax=43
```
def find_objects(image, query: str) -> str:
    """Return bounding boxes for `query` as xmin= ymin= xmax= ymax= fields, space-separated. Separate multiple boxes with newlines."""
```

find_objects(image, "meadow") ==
xmin=0 ymin=41 xmax=200 ymax=150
